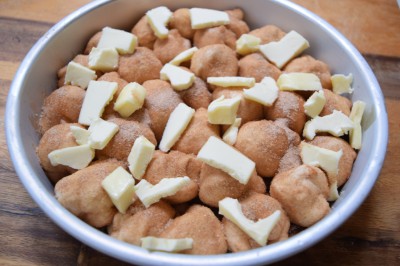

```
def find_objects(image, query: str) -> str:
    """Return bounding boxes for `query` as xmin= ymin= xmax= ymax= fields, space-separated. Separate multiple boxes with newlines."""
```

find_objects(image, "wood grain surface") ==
xmin=0 ymin=0 xmax=399 ymax=265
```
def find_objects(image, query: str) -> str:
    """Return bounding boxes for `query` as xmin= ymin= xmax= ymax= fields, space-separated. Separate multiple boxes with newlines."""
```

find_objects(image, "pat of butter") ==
xmin=135 ymin=177 xmax=190 ymax=208
xmin=207 ymin=77 xmax=255 ymax=88
xmin=78 ymin=80 xmax=118 ymax=126
xmin=304 ymin=90 xmax=326 ymax=118
xmin=259 ymin=30 xmax=309 ymax=69
xmin=97 ymin=27 xmax=137 ymax=54
xmin=219 ymin=197 xmax=281 ymax=246
xmin=243 ymin=77 xmax=279 ymax=106
xmin=223 ymin=118 xmax=242 ymax=146
xmin=160 ymin=64 xmax=195 ymax=91
xmin=88 ymin=47 xmax=119 ymax=71
xmin=332 ymin=73 xmax=354 ymax=94
xmin=141 ymin=237 xmax=193 ymax=252
xmin=328 ymin=180 xmax=339 ymax=201
xmin=236 ymin=34 xmax=261 ymax=55
xmin=349 ymin=101 xmax=366 ymax=124
xmin=303 ymin=110 xmax=354 ymax=140
xmin=64 ymin=61 xmax=97 ymax=89
xmin=70 ymin=126 xmax=90 ymax=145
xmin=189 ymin=8 xmax=230 ymax=30
xmin=159 ymin=103 xmax=195 ymax=152
xmin=102 ymin=166 xmax=135 ymax=214
xmin=48 ymin=144 xmax=94 ymax=170
xmin=87 ymin=118 xmax=119 ymax=150
xmin=146 ymin=6 xmax=173 ymax=39
xmin=277 ymin=73 xmax=322 ymax=91
xmin=169 ymin=47 xmax=198 ymax=66
xmin=208 ymin=96 xmax=241 ymax=125
xmin=128 ymin=136 xmax=155 ymax=180
xmin=349 ymin=101 xmax=366 ymax=149
xmin=197 ymin=136 xmax=256 ymax=185
xmin=114 ymin=82 xmax=146 ymax=118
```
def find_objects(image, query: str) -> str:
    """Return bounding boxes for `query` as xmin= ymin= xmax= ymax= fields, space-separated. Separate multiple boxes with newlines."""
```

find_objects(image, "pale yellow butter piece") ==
xmin=207 ymin=77 xmax=255 ymax=88
xmin=243 ymin=77 xmax=279 ymax=106
xmin=331 ymin=73 xmax=354 ymax=94
xmin=328 ymin=181 xmax=340 ymax=201
xmin=146 ymin=6 xmax=173 ymax=39
xmin=88 ymin=47 xmax=119 ymax=71
xmin=160 ymin=64 xmax=195 ymax=90
xmin=64 ymin=61 xmax=97 ymax=89
xmin=349 ymin=101 xmax=366 ymax=124
xmin=223 ymin=118 xmax=242 ymax=146
xmin=189 ymin=8 xmax=230 ymax=30
xmin=70 ymin=126 xmax=90 ymax=145
xmin=349 ymin=101 xmax=366 ymax=149
xmin=219 ymin=197 xmax=281 ymax=246
xmin=97 ymin=27 xmax=137 ymax=54
xmin=304 ymin=90 xmax=326 ymax=118
xmin=169 ymin=47 xmax=198 ymax=66
xmin=114 ymin=82 xmax=146 ymax=118
xmin=78 ymin=80 xmax=118 ymax=125
xmin=159 ymin=103 xmax=195 ymax=152
xmin=277 ymin=73 xmax=322 ymax=91
xmin=48 ymin=144 xmax=94 ymax=170
xmin=141 ymin=237 xmax=193 ymax=252
xmin=236 ymin=34 xmax=261 ymax=55
xmin=197 ymin=136 xmax=255 ymax=185
xmin=135 ymin=177 xmax=190 ymax=208
xmin=128 ymin=136 xmax=155 ymax=180
xmin=303 ymin=110 xmax=354 ymax=140
xmin=102 ymin=166 xmax=135 ymax=214
xmin=259 ymin=30 xmax=309 ymax=69
xmin=208 ymin=96 xmax=241 ymax=125
xmin=87 ymin=118 xmax=119 ymax=150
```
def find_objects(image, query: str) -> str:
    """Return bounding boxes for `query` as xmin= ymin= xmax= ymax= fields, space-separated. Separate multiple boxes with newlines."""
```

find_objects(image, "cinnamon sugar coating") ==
xmin=193 ymin=26 xmax=237 ymax=50
xmin=319 ymin=89 xmax=352 ymax=116
xmin=169 ymin=8 xmax=196 ymax=39
xmin=178 ymin=77 xmax=212 ymax=110
xmin=238 ymin=53 xmax=281 ymax=82
xmin=249 ymin=25 xmax=286 ymax=44
xmin=84 ymin=31 xmax=102 ymax=54
xmin=153 ymin=29 xmax=191 ymax=64
xmin=131 ymin=15 xmax=157 ymax=49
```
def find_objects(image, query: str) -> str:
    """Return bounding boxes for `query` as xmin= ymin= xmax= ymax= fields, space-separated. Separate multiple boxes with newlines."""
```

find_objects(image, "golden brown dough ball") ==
xmin=131 ymin=15 xmax=157 ymax=49
xmin=84 ymin=31 xmax=102 ymax=54
xmin=275 ymin=120 xmax=302 ymax=173
xmin=284 ymin=55 xmax=332 ymax=89
xmin=225 ymin=8 xmax=244 ymax=20
xmin=159 ymin=205 xmax=228 ymax=255
xmin=223 ymin=192 xmax=290 ymax=252
xmin=193 ymin=26 xmax=237 ymax=50
xmin=57 ymin=54 xmax=94 ymax=88
xmin=270 ymin=164 xmax=330 ymax=227
xmin=96 ymin=118 xmax=156 ymax=162
xmin=39 ymin=85 xmax=85 ymax=135
xmin=153 ymin=29 xmax=191 ymax=64
xmin=319 ymin=89 xmax=352 ymax=116
xmin=169 ymin=8 xmax=195 ymax=40
xmin=308 ymin=136 xmax=356 ymax=187
xmin=234 ymin=120 xmax=289 ymax=177
xmin=172 ymin=108 xmax=220 ymax=155
xmin=143 ymin=151 xmax=202 ymax=204
xmin=118 ymin=47 xmax=162 ymax=84
xmin=54 ymin=159 xmax=123 ymax=228
xmin=238 ymin=53 xmax=281 ymax=82
xmin=249 ymin=25 xmax=286 ymax=44
xmin=264 ymin=91 xmax=306 ymax=134
xmin=190 ymin=44 xmax=238 ymax=80
xmin=178 ymin=77 xmax=212 ymax=110
xmin=225 ymin=9 xmax=250 ymax=38
xmin=108 ymin=200 xmax=175 ymax=245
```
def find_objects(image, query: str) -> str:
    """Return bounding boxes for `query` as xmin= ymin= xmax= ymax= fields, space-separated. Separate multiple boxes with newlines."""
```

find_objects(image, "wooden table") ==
xmin=0 ymin=0 xmax=399 ymax=265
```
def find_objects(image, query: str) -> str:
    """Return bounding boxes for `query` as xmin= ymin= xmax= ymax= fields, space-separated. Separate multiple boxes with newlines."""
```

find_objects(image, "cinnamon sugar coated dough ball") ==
xmin=159 ymin=205 xmax=228 ymax=255
xmin=143 ymin=151 xmax=202 ymax=204
xmin=109 ymin=201 xmax=175 ymax=245
xmin=131 ymin=16 xmax=157 ymax=49
xmin=98 ymin=72 xmax=128 ymax=117
xmin=190 ymin=44 xmax=238 ymax=80
xmin=178 ymin=77 xmax=212 ymax=110
xmin=309 ymin=136 xmax=356 ymax=187
xmin=96 ymin=118 xmax=156 ymax=162
xmin=274 ymin=121 xmax=302 ymax=173
xmin=173 ymin=108 xmax=220 ymax=155
xmin=193 ymin=26 xmax=237 ymax=50
xmin=235 ymin=120 xmax=289 ymax=177
xmin=153 ymin=29 xmax=191 ymax=64
xmin=84 ymin=31 xmax=102 ymax=54
xmin=37 ymin=123 xmax=81 ymax=183
xmin=55 ymin=159 xmax=123 ymax=228
xmin=225 ymin=9 xmax=250 ymax=37
xmin=249 ymin=25 xmax=286 ymax=44
xmin=118 ymin=47 xmax=162 ymax=84
xmin=39 ymin=85 xmax=85 ymax=135
xmin=223 ymin=192 xmax=290 ymax=252
xmin=264 ymin=91 xmax=306 ymax=134
xmin=270 ymin=164 xmax=330 ymax=227
xmin=319 ymin=89 xmax=352 ymax=116
xmin=57 ymin=54 xmax=92 ymax=87
xmin=239 ymin=53 xmax=281 ymax=82
xmin=169 ymin=8 xmax=195 ymax=39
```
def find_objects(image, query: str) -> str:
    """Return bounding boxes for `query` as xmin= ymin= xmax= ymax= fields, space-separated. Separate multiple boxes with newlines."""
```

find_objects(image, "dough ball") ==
xmin=84 ymin=31 xmax=102 ymax=54
xmin=319 ymin=89 xmax=352 ymax=116
xmin=131 ymin=15 xmax=157 ymax=49
xmin=193 ymin=26 xmax=237 ymax=50
xmin=98 ymin=71 xmax=128 ymax=117
xmin=249 ymin=25 xmax=286 ymax=44
xmin=169 ymin=8 xmax=195 ymax=39
xmin=225 ymin=9 xmax=250 ymax=37
xmin=153 ymin=29 xmax=191 ymax=64
xmin=225 ymin=8 xmax=244 ymax=20
xmin=178 ymin=77 xmax=212 ymax=110
xmin=238 ymin=53 xmax=281 ymax=82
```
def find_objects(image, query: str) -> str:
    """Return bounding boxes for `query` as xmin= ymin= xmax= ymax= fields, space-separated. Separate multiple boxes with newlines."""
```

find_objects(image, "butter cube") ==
xmin=332 ymin=73 xmax=354 ymax=94
xmin=88 ymin=47 xmax=119 ymax=71
xmin=48 ymin=144 xmax=94 ymax=170
xmin=97 ymin=27 xmax=137 ymax=54
xmin=223 ymin=118 xmax=242 ymax=146
xmin=64 ymin=61 xmax=97 ymax=89
xmin=169 ymin=47 xmax=198 ymax=66
xmin=208 ymin=96 xmax=241 ymax=125
xmin=328 ymin=181 xmax=340 ymax=201
xmin=70 ymin=125 xmax=90 ymax=145
xmin=159 ymin=103 xmax=195 ymax=152
xmin=219 ymin=197 xmax=281 ymax=246
xmin=78 ymin=80 xmax=118 ymax=125
xmin=88 ymin=118 xmax=119 ymax=150
xmin=128 ymin=136 xmax=155 ymax=180
xmin=243 ymin=77 xmax=279 ymax=106
xmin=102 ymin=166 xmax=135 ymax=213
xmin=190 ymin=8 xmax=230 ymax=30
xmin=146 ymin=6 xmax=173 ymax=39
xmin=277 ymin=73 xmax=322 ymax=91
xmin=236 ymin=34 xmax=261 ymax=55
xmin=304 ymin=90 xmax=326 ymax=118
xmin=141 ymin=237 xmax=193 ymax=252
xmin=114 ymin=82 xmax=146 ymax=118
xmin=349 ymin=101 xmax=366 ymax=124
xmin=259 ymin=30 xmax=309 ymax=69
xmin=207 ymin=77 xmax=255 ymax=88
xmin=197 ymin=136 xmax=255 ymax=185
xmin=160 ymin=64 xmax=195 ymax=91
xmin=349 ymin=101 xmax=366 ymax=149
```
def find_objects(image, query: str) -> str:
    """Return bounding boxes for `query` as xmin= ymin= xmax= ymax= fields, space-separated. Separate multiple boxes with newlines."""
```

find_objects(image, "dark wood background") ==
xmin=0 ymin=0 xmax=399 ymax=265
